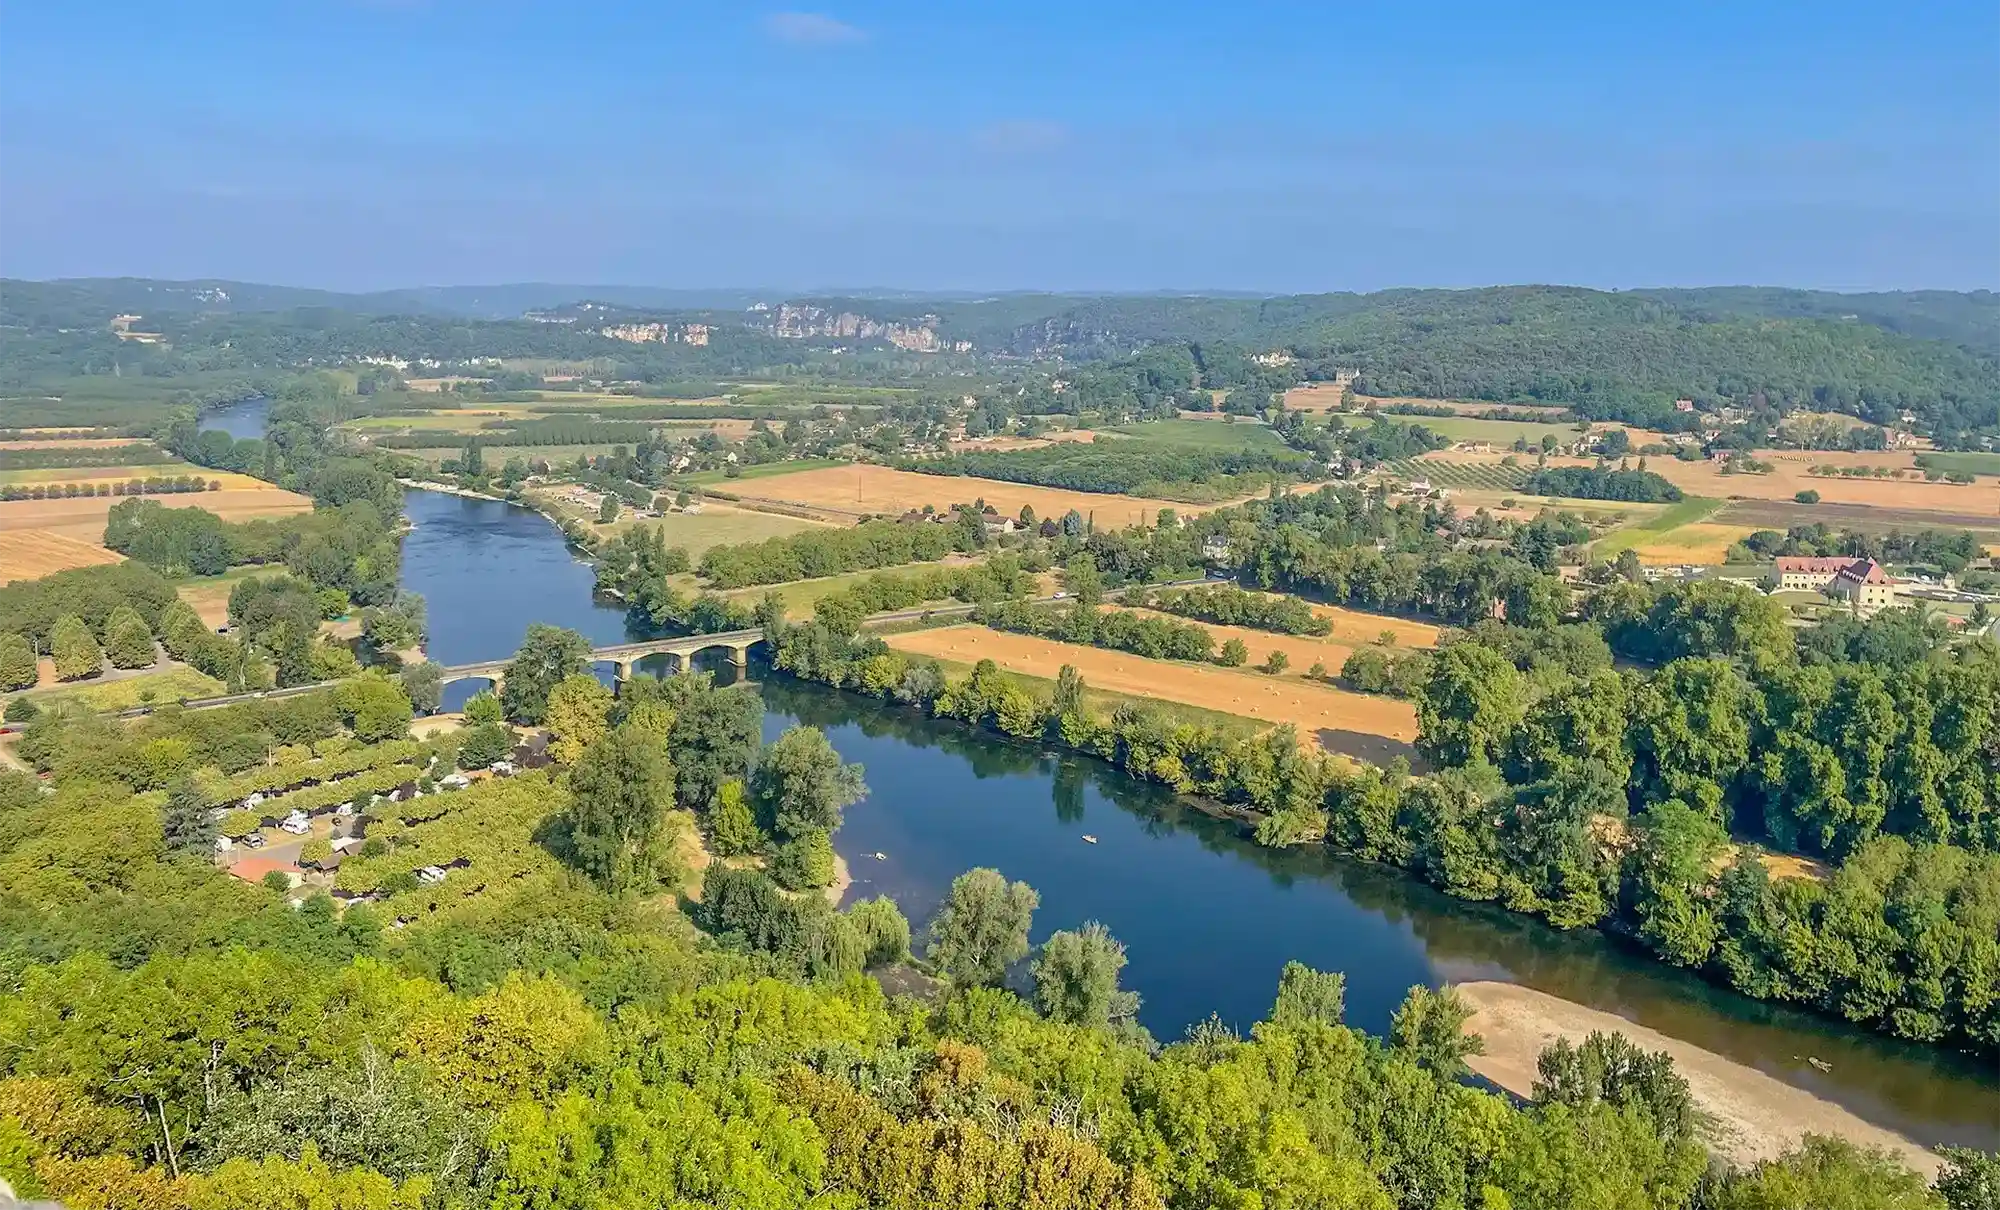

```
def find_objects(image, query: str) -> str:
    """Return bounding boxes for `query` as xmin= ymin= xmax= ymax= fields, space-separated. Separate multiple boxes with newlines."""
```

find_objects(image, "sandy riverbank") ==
xmin=1456 ymin=981 xmax=1943 ymax=1177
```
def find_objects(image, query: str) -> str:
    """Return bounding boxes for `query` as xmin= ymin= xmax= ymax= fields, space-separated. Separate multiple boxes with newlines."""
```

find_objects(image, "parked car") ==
xmin=243 ymin=832 xmax=266 ymax=849
xmin=279 ymin=811 xmax=310 ymax=835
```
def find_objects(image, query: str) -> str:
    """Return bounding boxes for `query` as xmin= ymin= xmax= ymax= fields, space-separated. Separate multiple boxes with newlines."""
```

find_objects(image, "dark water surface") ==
xmin=384 ymin=482 xmax=2000 ymax=1152
xmin=197 ymin=397 xmax=272 ymax=442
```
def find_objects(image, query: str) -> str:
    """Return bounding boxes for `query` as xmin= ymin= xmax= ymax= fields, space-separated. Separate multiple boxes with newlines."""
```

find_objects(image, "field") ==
xmin=731 ymin=464 xmax=1220 ymax=526
xmin=1386 ymin=459 xmax=1528 ymax=490
xmin=1907 ymin=451 xmax=2000 ymax=477
xmin=15 ymin=666 xmax=226 ymax=712
xmin=1405 ymin=415 xmax=1586 ymax=447
xmin=884 ymin=624 xmax=1420 ymax=763
xmin=678 ymin=457 xmax=849 ymax=486
xmin=176 ymin=564 xmax=283 ymax=628
xmin=533 ymin=492 xmax=834 ymax=555
xmin=1104 ymin=420 xmax=1285 ymax=450
xmin=1589 ymin=497 xmax=1739 ymax=564
xmin=0 ymin=530 xmax=124 ymax=582
xmin=0 ymin=437 xmax=136 ymax=450
xmin=0 ymin=488 xmax=313 ymax=552
xmin=1105 ymin=605 xmax=1433 ymax=685
xmin=0 ymin=462 xmax=263 ymax=488
xmin=1713 ymin=497 xmax=2000 ymax=540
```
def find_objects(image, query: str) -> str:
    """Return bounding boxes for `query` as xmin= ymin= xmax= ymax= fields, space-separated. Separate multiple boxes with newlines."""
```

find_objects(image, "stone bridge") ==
xmin=437 ymin=628 xmax=765 ymax=693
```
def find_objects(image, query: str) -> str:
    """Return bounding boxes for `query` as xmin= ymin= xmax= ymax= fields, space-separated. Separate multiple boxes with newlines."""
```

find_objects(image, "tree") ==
xmin=299 ymin=836 xmax=333 ymax=867
xmin=771 ymin=830 xmax=837 ymax=891
xmin=1629 ymin=800 xmax=1729 ymax=968
xmin=664 ymin=675 xmax=764 ymax=812
xmin=1032 ymin=921 xmax=1139 ymax=1028
xmin=544 ymin=674 xmax=614 ymax=765
xmin=456 ymin=722 xmax=514 ymax=769
xmin=1532 ymin=1031 xmax=1696 ymax=1144
xmin=49 ymin=613 xmax=101 ymax=681
xmin=1261 ymin=649 xmax=1290 ymax=675
xmin=567 ymin=724 xmax=677 ymax=892
xmin=708 ymin=779 xmax=762 ymax=856
xmin=337 ymin=673 xmax=412 ymax=743
xmin=160 ymin=775 xmax=214 ymax=855
xmin=1388 ymin=984 xmax=1484 ymax=1078
xmin=103 ymin=606 xmax=155 ymax=669
xmin=1713 ymin=1135 xmax=1941 ymax=1210
xmin=399 ymin=661 xmax=443 ymax=715
xmin=463 ymin=689 xmax=503 ymax=724
xmin=0 ymin=631 xmax=36 ymax=691
xmin=1935 ymin=1147 xmax=2000 ymax=1210
xmin=1795 ymin=489 xmax=1821 ymax=505
xmin=1416 ymin=642 xmax=1525 ymax=768
xmin=598 ymin=495 xmax=620 ymax=524
xmin=928 ymin=867 xmax=1039 ymax=988
xmin=1218 ymin=638 xmax=1248 ymax=667
xmin=752 ymin=725 xmax=865 ymax=841
xmin=846 ymin=897 xmax=911 ymax=967
xmin=1270 ymin=961 xmax=1346 ymax=1029
xmin=500 ymin=624 xmax=592 ymax=724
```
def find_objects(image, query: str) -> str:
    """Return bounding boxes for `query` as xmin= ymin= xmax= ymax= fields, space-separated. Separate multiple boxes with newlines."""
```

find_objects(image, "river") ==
xmin=197 ymin=401 xmax=2000 ymax=1155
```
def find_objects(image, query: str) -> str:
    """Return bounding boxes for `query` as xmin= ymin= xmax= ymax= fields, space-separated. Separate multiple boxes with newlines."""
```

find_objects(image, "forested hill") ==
xmin=5 ymin=278 xmax=1995 ymax=431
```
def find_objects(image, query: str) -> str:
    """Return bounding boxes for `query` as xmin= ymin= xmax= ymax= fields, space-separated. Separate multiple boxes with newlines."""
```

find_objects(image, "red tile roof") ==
xmin=227 ymin=856 xmax=301 ymax=884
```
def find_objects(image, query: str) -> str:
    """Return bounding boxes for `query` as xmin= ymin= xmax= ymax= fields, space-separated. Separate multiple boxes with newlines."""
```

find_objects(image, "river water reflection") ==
xmin=375 ymin=483 xmax=1997 ymax=1151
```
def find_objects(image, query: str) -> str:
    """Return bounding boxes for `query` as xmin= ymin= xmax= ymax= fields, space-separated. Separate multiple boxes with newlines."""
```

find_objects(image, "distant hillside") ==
xmin=4 ymin=278 xmax=1994 ymax=434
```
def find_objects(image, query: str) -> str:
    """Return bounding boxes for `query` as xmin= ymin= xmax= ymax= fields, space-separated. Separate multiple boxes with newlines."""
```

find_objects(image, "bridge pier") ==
xmin=727 ymin=641 xmax=750 ymax=674
xmin=611 ymin=659 xmax=634 ymax=690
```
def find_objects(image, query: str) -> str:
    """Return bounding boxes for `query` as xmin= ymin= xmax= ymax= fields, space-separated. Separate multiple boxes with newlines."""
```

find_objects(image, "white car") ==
xmin=415 ymin=865 xmax=448 ymax=885
xmin=489 ymin=760 xmax=516 ymax=775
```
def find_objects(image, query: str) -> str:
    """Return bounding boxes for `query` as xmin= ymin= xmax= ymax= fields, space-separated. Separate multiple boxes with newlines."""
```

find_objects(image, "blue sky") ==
xmin=1 ymin=1 xmax=1993 ymax=292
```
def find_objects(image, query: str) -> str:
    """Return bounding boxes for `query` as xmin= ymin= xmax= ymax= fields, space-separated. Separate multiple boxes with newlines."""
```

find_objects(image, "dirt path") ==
xmin=1456 ymin=981 xmax=1943 ymax=1177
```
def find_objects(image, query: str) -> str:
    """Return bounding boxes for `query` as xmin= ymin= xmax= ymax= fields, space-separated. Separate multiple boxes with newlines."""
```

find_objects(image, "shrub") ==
xmin=1262 ymin=650 xmax=1290 ymax=675
xmin=1217 ymin=638 xmax=1248 ymax=667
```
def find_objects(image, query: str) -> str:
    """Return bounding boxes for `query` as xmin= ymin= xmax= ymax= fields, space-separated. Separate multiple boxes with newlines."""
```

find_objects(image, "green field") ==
xmin=1385 ymin=459 xmax=1529 ymax=490
xmin=679 ymin=457 xmax=849 ymax=486
xmin=537 ymin=491 xmax=833 ymax=556
xmin=1105 ymin=420 xmax=1286 ymax=450
xmin=1406 ymin=415 xmax=1586 ymax=446
xmin=1592 ymin=497 xmax=1727 ymax=557
xmin=1914 ymin=452 xmax=2000 ymax=478
xmin=17 ymin=666 xmax=227 ymax=711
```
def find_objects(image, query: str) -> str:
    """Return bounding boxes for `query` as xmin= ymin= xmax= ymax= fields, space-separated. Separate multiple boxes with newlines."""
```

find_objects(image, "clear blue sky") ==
xmin=2 ymin=1 xmax=1993 ymax=292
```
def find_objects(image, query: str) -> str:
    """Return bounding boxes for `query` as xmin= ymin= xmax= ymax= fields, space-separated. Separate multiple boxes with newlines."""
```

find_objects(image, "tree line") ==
xmin=1131 ymin=582 xmax=1333 ymax=635
xmin=1523 ymin=465 xmax=1685 ymax=502
xmin=0 ymin=475 xmax=220 ymax=501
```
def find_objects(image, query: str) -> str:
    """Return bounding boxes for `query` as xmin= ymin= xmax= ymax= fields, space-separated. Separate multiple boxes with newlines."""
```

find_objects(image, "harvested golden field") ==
xmin=0 ymin=437 xmax=137 ymax=450
xmin=884 ymin=624 xmax=1419 ymax=763
xmin=732 ymin=464 xmax=1211 ymax=526
xmin=0 ymin=530 xmax=124 ymax=582
xmin=0 ymin=488 xmax=312 ymax=544
xmin=1422 ymin=447 xmax=1998 ymax=520
xmin=0 ymin=464 xmax=265 ymax=488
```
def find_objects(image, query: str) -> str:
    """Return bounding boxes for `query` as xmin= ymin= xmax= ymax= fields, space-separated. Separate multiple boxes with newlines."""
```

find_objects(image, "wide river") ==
xmin=199 ymin=404 xmax=2000 ymax=1153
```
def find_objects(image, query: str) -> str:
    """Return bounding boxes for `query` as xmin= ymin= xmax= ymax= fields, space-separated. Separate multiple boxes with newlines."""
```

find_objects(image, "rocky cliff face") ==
xmin=768 ymin=303 xmax=956 ymax=352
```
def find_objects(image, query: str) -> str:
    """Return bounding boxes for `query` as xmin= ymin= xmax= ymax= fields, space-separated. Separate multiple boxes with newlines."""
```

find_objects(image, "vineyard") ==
xmin=1384 ymin=459 xmax=1528 ymax=490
